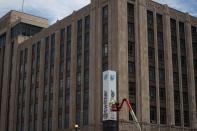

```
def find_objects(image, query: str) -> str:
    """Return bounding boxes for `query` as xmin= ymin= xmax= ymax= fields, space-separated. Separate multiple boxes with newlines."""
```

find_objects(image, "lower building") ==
xmin=0 ymin=0 xmax=197 ymax=131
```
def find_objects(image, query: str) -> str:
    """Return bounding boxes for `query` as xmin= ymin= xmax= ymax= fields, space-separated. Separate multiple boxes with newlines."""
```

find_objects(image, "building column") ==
xmin=0 ymin=29 xmax=11 ymax=131
xmin=52 ymin=30 xmax=60 ymax=131
xmin=185 ymin=14 xmax=197 ymax=128
xmin=8 ymin=41 xmax=19 ymax=131
xmin=24 ymin=44 xmax=32 ymax=131
xmin=163 ymin=5 xmax=175 ymax=126
xmin=137 ymin=0 xmax=150 ymax=124
xmin=111 ymin=0 xmax=129 ymax=121
xmin=37 ymin=39 xmax=45 ymax=131
xmin=69 ymin=17 xmax=77 ymax=128
xmin=88 ymin=4 xmax=97 ymax=131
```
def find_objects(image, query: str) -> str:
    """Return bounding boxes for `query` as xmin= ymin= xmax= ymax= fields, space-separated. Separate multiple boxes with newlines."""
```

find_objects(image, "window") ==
xmin=84 ymin=71 xmax=89 ymax=85
xmin=172 ymin=54 xmax=178 ymax=66
xmin=148 ymin=29 xmax=154 ymax=45
xmin=103 ymin=6 xmax=108 ymax=19
xmin=194 ymin=60 xmax=197 ymax=70
xmin=150 ymin=86 xmax=156 ymax=101
xmin=160 ymin=108 xmax=166 ymax=124
xmin=77 ymin=73 xmax=81 ymax=87
xmin=51 ymin=33 xmax=55 ymax=48
xmin=129 ymin=82 xmax=136 ymax=100
xmin=184 ymin=111 xmax=190 ymax=127
xmin=159 ymin=69 xmax=165 ymax=81
xmin=148 ymin=47 xmax=155 ymax=60
xmin=150 ymin=106 xmax=157 ymax=123
xmin=102 ymin=5 xmax=108 ymax=71
xmin=159 ymin=88 xmax=166 ymax=101
xmin=158 ymin=50 xmax=164 ymax=62
xmin=128 ymin=42 xmax=134 ymax=57
xmin=147 ymin=11 xmax=154 ymax=28
xmin=157 ymin=32 xmax=163 ymax=46
xmin=181 ymin=56 xmax=186 ymax=68
xmin=60 ymin=44 xmax=64 ymax=60
xmin=127 ymin=3 xmax=134 ymax=17
xmin=182 ymin=74 xmax=188 ymax=86
xmin=149 ymin=67 xmax=155 ymax=81
xmin=66 ymin=77 xmax=70 ymax=89
xmin=174 ymin=91 xmax=180 ymax=104
xmin=128 ymin=62 xmax=135 ymax=74
xmin=175 ymin=110 xmax=181 ymax=126
xmin=60 ymin=28 xmax=65 ymax=44
xmin=183 ymin=92 xmax=188 ymax=105
xmin=179 ymin=22 xmax=185 ymax=34
xmin=157 ymin=14 xmax=163 ymax=28
xmin=128 ymin=22 xmax=134 ymax=41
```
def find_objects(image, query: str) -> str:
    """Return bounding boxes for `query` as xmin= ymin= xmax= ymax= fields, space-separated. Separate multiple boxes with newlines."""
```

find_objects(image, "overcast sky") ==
xmin=0 ymin=0 xmax=197 ymax=24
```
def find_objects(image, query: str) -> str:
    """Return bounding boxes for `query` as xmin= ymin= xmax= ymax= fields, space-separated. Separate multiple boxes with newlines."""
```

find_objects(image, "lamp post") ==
xmin=75 ymin=124 xmax=79 ymax=131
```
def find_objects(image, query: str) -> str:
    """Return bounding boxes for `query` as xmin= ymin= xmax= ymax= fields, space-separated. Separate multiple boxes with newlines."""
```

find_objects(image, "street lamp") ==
xmin=75 ymin=124 xmax=79 ymax=131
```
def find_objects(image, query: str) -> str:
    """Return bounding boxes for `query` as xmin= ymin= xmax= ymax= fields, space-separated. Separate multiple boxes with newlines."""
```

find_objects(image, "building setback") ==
xmin=0 ymin=0 xmax=197 ymax=131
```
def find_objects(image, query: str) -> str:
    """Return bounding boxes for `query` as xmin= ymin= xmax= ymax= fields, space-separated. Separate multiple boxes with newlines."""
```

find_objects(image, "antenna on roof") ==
xmin=22 ymin=0 xmax=24 ymax=12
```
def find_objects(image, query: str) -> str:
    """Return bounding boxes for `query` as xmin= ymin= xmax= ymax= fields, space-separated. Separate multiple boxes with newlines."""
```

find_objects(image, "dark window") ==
xmin=60 ymin=28 xmax=65 ymax=44
xmin=11 ymin=23 xmax=42 ymax=39
xmin=128 ymin=22 xmax=134 ymax=41
xmin=182 ymin=74 xmax=188 ymax=86
xmin=181 ymin=56 xmax=186 ymax=68
xmin=157 ymin=32 xmax=163 ymax=46
xmin=159 ymin=69 xmax=165 ymax=81
xmin=149 ymin=67 xmax=155 ymax=81
xmin=159 ymin=88 xmax=166 ymax=101
xmin=174 ymin=91 xmax=180 ymax=104
xmin=60 ymin=44 xmax=64 ymax=60
xmin=183 ymin=92 xmax=189 ymax=105
xmin=150 ymin=106 xmax=157 ymax=123
xmin=157 ymin=14 xmax=163 ymax=29
xmin=128 ymin=42 xmax=134 ymax=57
xmin=102 ymin=5 xmax=108 ymax=71
xmin=150 ymin=86 xmax=156 ymax=101
xmin=175 ymin=110 xmax=181 ymax=126
xmin=148 ymin=29 xmax=154 ymax=45
xmin=147 ymin=11 xmax=154 ymax=28
xmin=0 ymin=33 xmax=6 ymax=47
xmin=103 ymin=6 xmax=108 ymax=19
xmin=158 ymin=50 xmax=164 ymax=62
xmin=128 ymin=62 xmax=135 ymax=74
xmin=172 ymin=54 xmax=178 ymax=66
xmin=148 ymin=47 xmax=155 ymax=60
xmin=160 ymin=108 xmax=166 ymax=124
xmin=184 ymin=111 xmax=190 ymax=127
xmin=129 ymin=82 xmax=136 ymax=100
xmin=127 ymin=3 xmax=134 ymax=17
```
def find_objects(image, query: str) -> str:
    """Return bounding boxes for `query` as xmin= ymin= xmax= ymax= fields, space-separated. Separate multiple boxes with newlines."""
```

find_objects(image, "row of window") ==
xmin=128 ymin=3 xmax=136 ymax=119
xmin=102 ymin=5 xmax=108 ymax=71
xmin=0 ymin=46 xmax=5 ymax=118
xmin=191 ymin=26 xmax=197 ymax=116
xmin=28 ymin=42 xmax=41 ymax=131
xmin=0 ymin=33 xmax=6 ymax=47
xmin=11 ymin=23 xmax=42 ymax=39
xmin=17 ymin=49 xmax=28 ymax=131
xmin=147 ymin=10 xmax=167 ymax=124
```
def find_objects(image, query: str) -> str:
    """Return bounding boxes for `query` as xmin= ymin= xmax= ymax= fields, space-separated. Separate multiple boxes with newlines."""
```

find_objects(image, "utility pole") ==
xmin=22 ymin=0 xmax=24 ymax=12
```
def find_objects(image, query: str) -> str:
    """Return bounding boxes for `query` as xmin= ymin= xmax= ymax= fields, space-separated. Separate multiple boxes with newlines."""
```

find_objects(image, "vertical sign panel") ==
xmin=103 ymin=70 xmax=117 ymax=121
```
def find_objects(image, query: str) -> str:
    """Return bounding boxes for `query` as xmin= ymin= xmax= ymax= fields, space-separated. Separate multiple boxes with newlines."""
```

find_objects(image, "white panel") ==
xmin=103 ymin=70 xmax=117 ymax=121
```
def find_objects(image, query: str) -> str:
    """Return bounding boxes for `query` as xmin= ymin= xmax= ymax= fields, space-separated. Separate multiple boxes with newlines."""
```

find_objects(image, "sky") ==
xmin=0 ymin=0 xmax=197 ymax=25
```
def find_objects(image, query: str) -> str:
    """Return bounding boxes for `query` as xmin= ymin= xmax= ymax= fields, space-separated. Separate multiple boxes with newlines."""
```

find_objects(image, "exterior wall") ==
xmin=0 ymin=11 xmax=49 ymax=131
xmin=0 ymin=0 xmax=197 ymax=131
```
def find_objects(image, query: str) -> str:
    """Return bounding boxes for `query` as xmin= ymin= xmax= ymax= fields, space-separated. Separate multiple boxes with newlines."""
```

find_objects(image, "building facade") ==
xmin=0 ymin=0 xmax=197 ymax=131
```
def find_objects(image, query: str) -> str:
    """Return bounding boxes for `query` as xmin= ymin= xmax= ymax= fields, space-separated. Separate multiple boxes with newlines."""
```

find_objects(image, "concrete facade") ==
xmin=0 ymin=0 xmax=197 ymax=131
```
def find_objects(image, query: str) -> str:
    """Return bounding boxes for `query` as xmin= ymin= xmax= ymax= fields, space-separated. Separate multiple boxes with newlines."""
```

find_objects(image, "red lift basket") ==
xmin=111 ymin=98 xmax=132 ymax=112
